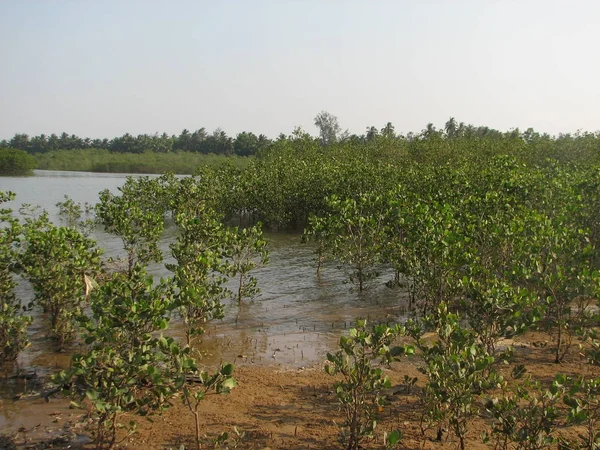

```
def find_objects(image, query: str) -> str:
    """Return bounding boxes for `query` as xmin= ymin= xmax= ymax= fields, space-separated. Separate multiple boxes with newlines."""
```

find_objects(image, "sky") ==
xmin=1 ymin=0 xmax=599 ymax=140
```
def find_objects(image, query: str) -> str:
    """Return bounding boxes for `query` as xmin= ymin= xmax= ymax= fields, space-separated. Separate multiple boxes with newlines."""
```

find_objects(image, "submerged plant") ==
xmin=56 ymin=194 xmax=95 ymax=236
xmin=308 ymin=193 xmax=387 ymax=291
xmin=20 ymin=213 xmax=102 ymax=348
xmin=168 ymin=208 xmax=230 ymax=347
xmin=0 ymin=191 xmax=31 ymax=362
xmin=96 ymin=185 xmax=164 ymax=278
xmin=226 ymin=223 xmax=269 ymax=303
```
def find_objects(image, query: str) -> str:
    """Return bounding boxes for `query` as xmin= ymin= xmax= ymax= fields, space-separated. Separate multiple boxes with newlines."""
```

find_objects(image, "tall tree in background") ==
xmin=314 ymin=111 xmax=341 ymax=146
xmin=423 ymin=122 xmax=439 ymax=139
xmin=366 ymin=126 xmax=379 ymax=141
xmin=445 ymin=117 xmax=458 ymax=138
xmin=234 ymin=131 xmax=259 ymax=156
xmin=381 ymin=122 xmax=395 ymax=139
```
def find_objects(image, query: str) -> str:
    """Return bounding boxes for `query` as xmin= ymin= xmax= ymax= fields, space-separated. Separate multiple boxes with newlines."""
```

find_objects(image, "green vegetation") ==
xmin=1 ymin=115 xmax=600 ymax=448
xmin=407 ymin=304 xmax=501 ymax=450
xmin=2 ymin=128 xmax=270 ymax=156
xmin=484 ymin=372 xmax=565 ymax=449
xmin=55 ymin=269 xmax=180 ymax=447
xmin=168 ymin=206 xmax=230 ymax=347
xmin=35 ymin=149 xmax=252 ymax=174
xmin=0 ymin=181 xmax=268 ymax=448
xmin=20 ymin=214 xmax=103 ymax=348
xmin=0 ymin=192 xmax=31 ymax=362
xmin=226 ymin=224 xmax=269 ymax=303
xmin=1 ymin=115 xmax=599 ymax=175
xmin=306 ymin=193 xmax=387 ymax=291
xmin=0 ymin=148 xmax=36 ymax=175
xmin=325 ymin=321 xmax=410 ymax=450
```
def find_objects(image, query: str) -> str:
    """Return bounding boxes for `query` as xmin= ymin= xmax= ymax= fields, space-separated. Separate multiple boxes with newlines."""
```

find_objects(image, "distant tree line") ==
xmin=0 ymin=128 xmax=272 ymax=156
xmin=312 ymin=111 xmax=599 ymax=146
xmin=34 ymin=149 xmax=251 ymax=174
xmin=1 ymin=114 xmax=599 ymax=162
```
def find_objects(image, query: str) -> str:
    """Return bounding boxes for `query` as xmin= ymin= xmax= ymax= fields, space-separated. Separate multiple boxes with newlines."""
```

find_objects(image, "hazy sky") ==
xmin=1 ymin=1 xmax=599 ymax=140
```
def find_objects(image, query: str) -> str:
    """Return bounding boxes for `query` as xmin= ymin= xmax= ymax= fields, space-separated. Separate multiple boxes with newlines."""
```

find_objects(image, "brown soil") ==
xmin=3 ymin=332 xmax=600 ymax=450
xmin=125 ymin=363 xmax=427 ymax=450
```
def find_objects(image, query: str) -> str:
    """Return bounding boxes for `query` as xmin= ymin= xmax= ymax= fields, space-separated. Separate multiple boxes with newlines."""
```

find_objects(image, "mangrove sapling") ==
xmin=582 ymin=274 xmax=600 ymax=366
xmin=20 ymin=214 xmax=102 ymax=349
xmin=0 ymin=288 xmax=31 ymax=363
xmin=168 ymin=210 xmax=230 ymax=347
xmin=177 ymin=357 xmax=237 ymax=450
xmin=562 ymin=375 xmax=600 ymax=449
xmin=520 ymin=211 xmax=595 ymax=363
xmin=587 ymin=339 xmax=600 ymax=366
xmin=302 ymin=215 xmax=332 ymax=275
xmin=118 ymin=173 xmax=178 ymax=220
xmin=193 ymin=163 xmax=249 ymax=220
xmin=0 ymin=191 xmax=32 ymax=362
xmin=583 ymin=319 xmax=600 ymax=366
xmin=573 ymin=168 xmax=600 ymax=269
xmin=460 ymin=275 xmax=541 ymax=357
xmin=483 ymin=370 xmax=565 ymax=450
xmin=55 ymin=267 xmax=179 ymax=449
xmin=96 ymin=187 xmax=164 ymax=278
xmin=310 ymin=193 xmax=387 ymax=291
xmin=543 ymin=265 xmax=594 ymax=364
xmin=167 ymin=206 xmax=240 ymax=450
xmin=226 ymin=223 xmax=269 ymax=303
xmin=380 ymin=187 xmax=412 ymax=290
xmin=396 ymin=198 xmax=465 ymax=314
xmin=406 ymin=303 xmax=501 ymax=450
xmin=56 ymin=194 xmax=95 ymax=236
xmin=383 ymin=184 xmax=436 ymax=294
xmin=18 ymin=203 xmax=44 ymax=221
xmin=243 ymin=155 xmax=296 ymax=230
xmin=213 ymin=426 xmax=245 ymax=449
xmin=325 ymin=320 xmax=411 ymax=450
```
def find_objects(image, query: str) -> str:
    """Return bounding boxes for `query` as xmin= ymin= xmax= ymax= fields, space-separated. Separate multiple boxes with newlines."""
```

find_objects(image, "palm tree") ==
xmin=423 ymin=123 xmax=438 ymax=139
xmin=381 ymin=122 xmax=395 ymax=139
xmin=366 ymin=126 xmax=379 ymax=141
xmin=444 ymin=117 xmax=458 ymax=138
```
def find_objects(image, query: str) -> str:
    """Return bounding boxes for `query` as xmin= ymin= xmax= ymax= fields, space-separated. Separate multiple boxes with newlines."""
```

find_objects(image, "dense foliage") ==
xmin=0 ymin=192 xmax=31 ymax=361
xmin=2 ymin=116 xmax=599 ymax=174
xmin=0 ymin=177 xmax=268 ymax=447
xmin=35 ymin=149 xmax=251 ymax=174
xmin=1 ymin=128 xmax=271 ymax=156
xmin=1 ymin=118 xmax=600 ymax=448
xmin=0 ymin=147 xmax=36 ymax=175
xmin=325 ymin=321 xmax=410 ymax=450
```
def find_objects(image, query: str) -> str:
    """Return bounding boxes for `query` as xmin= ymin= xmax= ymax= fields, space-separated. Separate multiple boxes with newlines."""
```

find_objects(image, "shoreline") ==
xmin=3 ymin=336 xmax=599 ymax=449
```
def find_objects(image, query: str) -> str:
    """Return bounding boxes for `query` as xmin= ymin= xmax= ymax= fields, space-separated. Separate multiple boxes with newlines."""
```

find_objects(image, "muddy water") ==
xmin=0 ymin=170 xmax=410 ymax=436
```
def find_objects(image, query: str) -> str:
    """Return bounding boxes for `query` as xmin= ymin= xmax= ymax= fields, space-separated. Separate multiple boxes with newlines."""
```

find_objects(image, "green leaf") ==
xmin=388 ymin=429 xmax=402 ymax=446
xmin=221 ymin=364 xmax=234 ymax=376
xmin=222 ymin=378 xmax=237 ymax=390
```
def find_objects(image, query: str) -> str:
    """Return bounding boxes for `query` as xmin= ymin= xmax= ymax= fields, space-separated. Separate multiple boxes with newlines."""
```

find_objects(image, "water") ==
xmin=0 ymin=170 xmax=410 ymax=434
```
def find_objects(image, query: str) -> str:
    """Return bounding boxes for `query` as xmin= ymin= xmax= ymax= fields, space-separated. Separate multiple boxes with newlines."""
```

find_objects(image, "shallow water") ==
xmin=0 ymin=170 xmax=410 ymax=434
